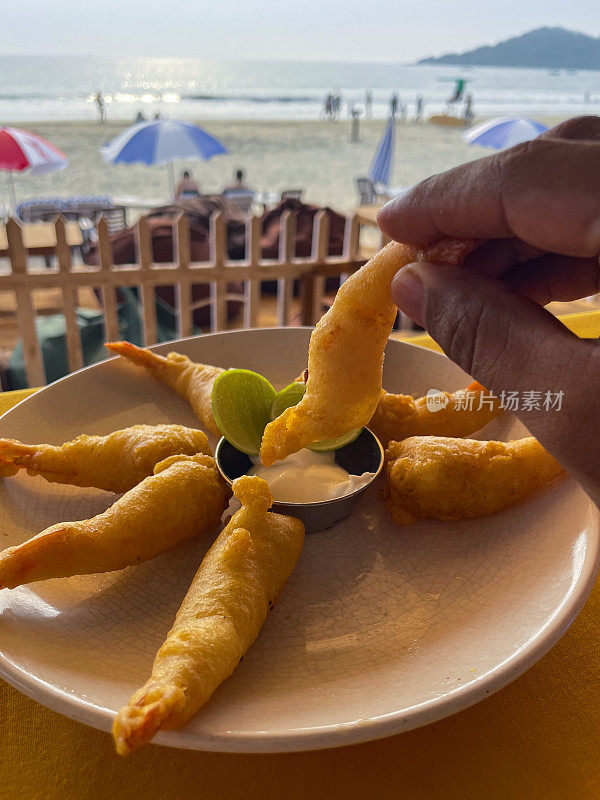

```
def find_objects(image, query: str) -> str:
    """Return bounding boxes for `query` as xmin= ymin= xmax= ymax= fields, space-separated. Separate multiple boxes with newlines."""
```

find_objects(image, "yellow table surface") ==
xmin=1 ymin=311 xmax=600 ymax=800
xmin=0 ymin=221 xmax=83 ymax=253
xmin=354 ymin=203 xmax=383 ymax=226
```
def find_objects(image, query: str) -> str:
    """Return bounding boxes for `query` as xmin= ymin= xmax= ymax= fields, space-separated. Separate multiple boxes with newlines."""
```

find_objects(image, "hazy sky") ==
xmin=2 ymin=0 xmax=600 ymax=62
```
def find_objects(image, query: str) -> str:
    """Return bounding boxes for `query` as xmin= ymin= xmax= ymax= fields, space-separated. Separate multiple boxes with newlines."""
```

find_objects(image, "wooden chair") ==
xmin=18 ymin=197 xmax=126 ymax=228
xmin=355 ymin=177 xmax=378 ymax=206
xmin=280 ymin=189 xmax=304 ymax=202
xmin=222 ymin=189 xmax=255 ymax=214
xmin=355 ymin=177 xmax=394 ymax=207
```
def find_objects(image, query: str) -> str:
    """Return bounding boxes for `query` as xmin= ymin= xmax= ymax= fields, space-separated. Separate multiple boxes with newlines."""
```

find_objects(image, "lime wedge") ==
xmin=211 ymin=369 xmax=276 ymax=455
xmin=270 ymin=381 xmax=306 ymax=420
xmin=270 ymin=381 xmax=362 ymax=452
xmin=308 ymin=428 xmax=362 ymax=452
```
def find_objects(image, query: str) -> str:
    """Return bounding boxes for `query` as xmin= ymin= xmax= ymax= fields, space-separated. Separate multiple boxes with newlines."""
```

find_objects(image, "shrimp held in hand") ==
xmin=260 ymin=238 xmax=477 ymax=466
xmin=369 ymin=382 xmax=503 ymax=447
xmin=382 ymin=436 xmax=564 ymax=526
xmin=113 ymin=475 xmax=305 ymax=755
xmin=0 ymin=424 xmax=211 ymax=493
xmin=105 ymin=341 xmax=224 ymax=435
xmin=0 ymin=454 xmax=228 ymax=589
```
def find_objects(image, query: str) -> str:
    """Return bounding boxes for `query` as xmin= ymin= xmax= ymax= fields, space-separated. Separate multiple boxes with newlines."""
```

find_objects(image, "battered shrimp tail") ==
xmin=0 ymin=526 xmax=71 ymax=589
xmin=0 ymin=440 xmax=38 ymax=477
xmin=113 ymin=682 xmax=186 ymax=756
xmin=105 ymin=341 xmax=170 ymax=375
xmin=466 ymin=381 xmax=487 ymax=393
xmin=105 ymin=341 xmax=224 ymax=436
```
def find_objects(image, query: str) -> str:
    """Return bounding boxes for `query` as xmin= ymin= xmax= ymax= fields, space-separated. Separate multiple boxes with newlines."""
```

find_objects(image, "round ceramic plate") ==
xmin=0 ymin=328 xmax=597 ymax=752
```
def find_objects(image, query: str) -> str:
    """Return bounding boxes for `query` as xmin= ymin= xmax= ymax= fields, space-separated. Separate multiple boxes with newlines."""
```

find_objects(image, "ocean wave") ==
xmin=0 ymin=91 xmax=318 ymax=106
xmin=0 ymin=93 xmax=59 ymax=100
xmin=0 ymin=90 xmax=587 ymax=107
xmin=183 ymin=94 xmax=316 ymax=103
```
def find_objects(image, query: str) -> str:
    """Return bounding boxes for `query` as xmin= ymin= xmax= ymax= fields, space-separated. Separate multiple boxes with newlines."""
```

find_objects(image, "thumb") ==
xmin=391 ymin=262 xmax=600 ymax=503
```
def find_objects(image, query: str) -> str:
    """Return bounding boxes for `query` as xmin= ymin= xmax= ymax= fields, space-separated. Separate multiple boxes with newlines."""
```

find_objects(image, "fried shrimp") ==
xmin=382 ymin=435 xmax=564 ymax=526
xmin=0 ymin=424 xmax=211 ymax=493
xmin=260 ymin=238 xmax=477 ymax=466
xmin=369 ymin=381 xmax=503 ymax=447
xmin=105 ymin=341 xmax=224 ymax=435
xmin=113 ymin=475 xmax=305 ymax=755
xmin=0 ymin=454 xmax=228 ymax=589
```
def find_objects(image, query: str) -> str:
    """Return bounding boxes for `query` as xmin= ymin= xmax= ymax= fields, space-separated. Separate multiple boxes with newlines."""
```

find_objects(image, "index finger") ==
xmin=541 ymin=114 xmax=600 ymax=141
xmin=377 ymin=152 xmax=512 ymax=244
xmin=378 ymin=128 xmax=600 ymax=258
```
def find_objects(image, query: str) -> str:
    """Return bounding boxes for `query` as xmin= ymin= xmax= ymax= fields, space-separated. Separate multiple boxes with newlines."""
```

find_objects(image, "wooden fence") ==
xmin=1 ymin=210 xmax=375 ymax=387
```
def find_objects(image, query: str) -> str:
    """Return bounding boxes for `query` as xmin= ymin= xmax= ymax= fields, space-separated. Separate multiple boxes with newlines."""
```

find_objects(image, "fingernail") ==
xmin=379 ymin=197 xmax=397 ymax=216
xmin=391 ymin=265 xmax=425 ymax=327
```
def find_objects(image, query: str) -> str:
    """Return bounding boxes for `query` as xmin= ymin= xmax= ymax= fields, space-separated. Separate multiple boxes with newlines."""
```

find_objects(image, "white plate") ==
xmin=0 ymin=328 xmax=597 ymax=752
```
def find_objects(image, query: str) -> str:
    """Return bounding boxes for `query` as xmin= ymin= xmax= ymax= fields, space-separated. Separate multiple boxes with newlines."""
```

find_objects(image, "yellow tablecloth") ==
xmin=0 ymin=221 xmax=83 ymax=255
xmin=2 ymin=313 xmax=600 ymax=800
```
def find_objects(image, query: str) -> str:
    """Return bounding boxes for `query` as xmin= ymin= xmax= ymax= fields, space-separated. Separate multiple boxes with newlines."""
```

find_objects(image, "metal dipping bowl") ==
xmin=214 ymin=428 xmax=384 ymax=534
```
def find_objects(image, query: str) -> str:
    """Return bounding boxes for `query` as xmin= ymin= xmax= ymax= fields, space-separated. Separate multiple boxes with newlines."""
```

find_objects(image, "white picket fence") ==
xmin=1 ymin=210 xmax=373 ymax=387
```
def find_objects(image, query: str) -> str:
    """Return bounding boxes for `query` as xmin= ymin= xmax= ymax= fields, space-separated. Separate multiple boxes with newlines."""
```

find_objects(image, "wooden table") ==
xmin=0 ymin=221 xmax=83 ymax=257
xmin=354 ymin=204 xmax=384 ymax=227
xmin=547 ymin=296 xmax=600 ymax=316
xmin=2 ymin=312 xmax=600 ymax=800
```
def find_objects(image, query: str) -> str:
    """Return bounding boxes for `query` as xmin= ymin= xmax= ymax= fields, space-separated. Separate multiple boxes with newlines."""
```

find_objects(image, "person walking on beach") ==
xmin=95 ymin=91 xmax=106 ymax=123
xmin=378 ymin=115 xmax=600 ymax=510
xmin=464 ymin=93 xmax=474 ymax=126
xmin=448 ymin=78 xmax=466 ymax=105
xmin=333 ymin=93 xmax=342 ymax=119
xmin=390 ymin=93 xmax=399 ymax=117
xmin=175 ymin=170 xmax=201 ymax=200
xmin=416 ymin=94 xmax=424 ymax=122
xmin=324 ymin=93 xmax=333 ymax=119
xmin=365 ymin=90 xmax=373 ymax=118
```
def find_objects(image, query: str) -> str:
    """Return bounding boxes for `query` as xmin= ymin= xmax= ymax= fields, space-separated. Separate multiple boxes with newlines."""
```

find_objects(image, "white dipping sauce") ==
xmin=248 ymin=449 xmax=375 ymax=504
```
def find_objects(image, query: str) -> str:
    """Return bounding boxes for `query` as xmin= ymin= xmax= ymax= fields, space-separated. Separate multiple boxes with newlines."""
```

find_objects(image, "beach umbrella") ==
xmin=368 ymin=116 xmax=395 ymax=187
xmin=101 ymin=119 xmax=227 ymax=197
xmin=463 ymin=117 xmax=548 ymax=150
xmin=0 ymin=127 xmax=68 ymax=213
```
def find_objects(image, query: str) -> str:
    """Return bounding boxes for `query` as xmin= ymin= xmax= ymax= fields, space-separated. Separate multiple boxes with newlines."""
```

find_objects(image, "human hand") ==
xmin=377 ymin=116 xmax=600 ymax=505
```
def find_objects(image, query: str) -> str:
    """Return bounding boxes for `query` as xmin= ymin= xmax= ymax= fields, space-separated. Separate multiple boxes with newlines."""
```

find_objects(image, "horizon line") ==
xmin=1 ymin=24 xmax=597 ymax=65
xmin=0 ymin=53 xmax=423 ymax=65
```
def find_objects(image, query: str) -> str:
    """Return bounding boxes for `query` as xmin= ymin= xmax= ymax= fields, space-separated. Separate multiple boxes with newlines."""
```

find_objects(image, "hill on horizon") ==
xmin=419 ymin=27 xmax=600 ymax=70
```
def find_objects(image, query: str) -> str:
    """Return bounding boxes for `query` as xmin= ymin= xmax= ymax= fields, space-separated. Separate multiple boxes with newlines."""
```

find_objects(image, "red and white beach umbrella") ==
xmin=0 ymin=127 xmax=68 ymax=212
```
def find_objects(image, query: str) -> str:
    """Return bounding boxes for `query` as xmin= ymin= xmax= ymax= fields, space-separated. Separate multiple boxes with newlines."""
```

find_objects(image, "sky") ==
xmin=2 ymin=0 xmax=600 ymax=62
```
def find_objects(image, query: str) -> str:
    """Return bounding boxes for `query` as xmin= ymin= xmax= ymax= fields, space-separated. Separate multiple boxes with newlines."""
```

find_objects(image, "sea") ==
xmin=1 ymin=55 xmax=600 ymax=122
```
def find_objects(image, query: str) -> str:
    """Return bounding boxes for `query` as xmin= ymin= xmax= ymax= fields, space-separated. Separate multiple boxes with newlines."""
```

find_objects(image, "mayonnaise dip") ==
xmin=247 ymin=449 xmax=375 ymax=504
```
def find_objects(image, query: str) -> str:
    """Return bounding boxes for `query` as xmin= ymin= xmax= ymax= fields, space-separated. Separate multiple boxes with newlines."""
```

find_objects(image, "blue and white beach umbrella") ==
xmin=101 ymin=119 xmax=227 ymax=195
xmin=463 ymin=117 xmax=548 ymax=150
xmin=368 ymin=116 xmax=395 ymax=187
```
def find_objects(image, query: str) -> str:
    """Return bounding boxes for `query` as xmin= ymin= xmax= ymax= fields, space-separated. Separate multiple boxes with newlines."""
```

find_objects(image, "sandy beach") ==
xmin=2 ymin=116 xmax=568 ymax=214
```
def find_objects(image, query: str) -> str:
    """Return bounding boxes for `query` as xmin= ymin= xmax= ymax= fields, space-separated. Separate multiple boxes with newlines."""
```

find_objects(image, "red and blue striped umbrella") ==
xmin=0 ymin=127 xmax=68 ymax=211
